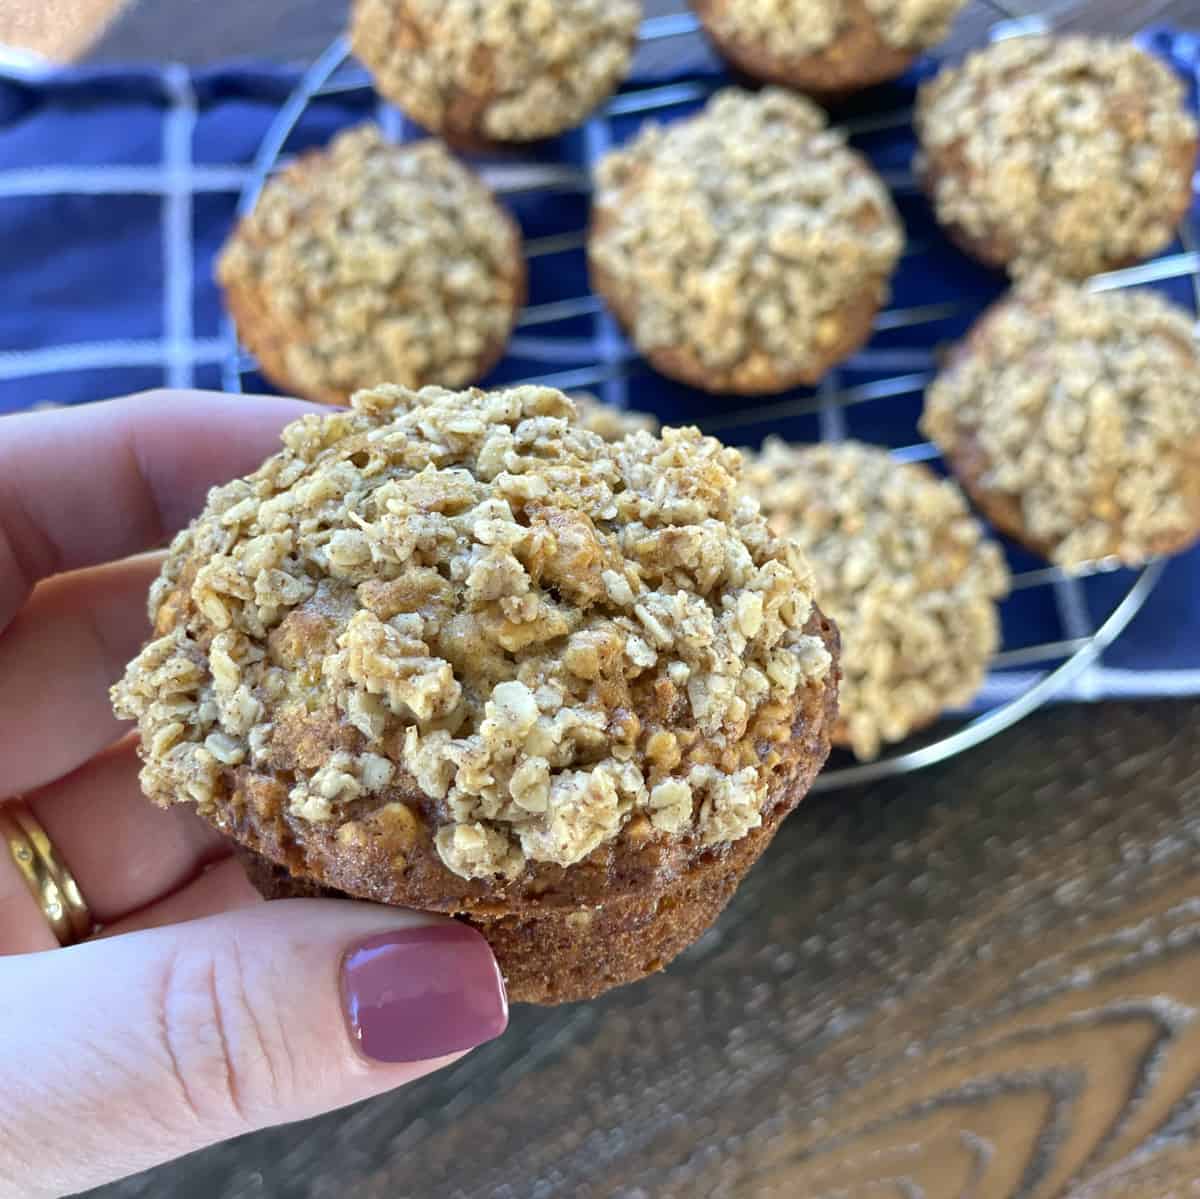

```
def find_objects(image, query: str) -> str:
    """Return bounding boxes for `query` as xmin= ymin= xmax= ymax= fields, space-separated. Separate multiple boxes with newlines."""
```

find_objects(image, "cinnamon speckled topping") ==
xmin=916 ymin=35 xmax=1198 ymax=278
xmin=923 ymin=278 xmax=1200 ymax=568
xmin=351 ymin=0 xmax=641 ymax=143
xmin=702 ymin=0 xmax=964 ymax=57
xmin=112 ymin=386 xmax=832 ymax=882
xmin=744 ymin=441 xmax=1007 ymax=760
xmin=217 ymin=126 xmax=524 ymax=405
xmin=589 ymin=88 xmax=903 ymax=393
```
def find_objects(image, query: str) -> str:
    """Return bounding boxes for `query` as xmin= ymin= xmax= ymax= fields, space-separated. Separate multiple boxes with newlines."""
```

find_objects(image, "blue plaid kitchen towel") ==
xmin=0 ymin=24 xmax=1197 ymax=710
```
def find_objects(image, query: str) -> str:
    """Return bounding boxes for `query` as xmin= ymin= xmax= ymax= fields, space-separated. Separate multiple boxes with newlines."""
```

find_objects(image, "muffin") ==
xmin=692 ymin=0 xmax=966 ymax=94
xmin=217 ymin=126 xmax=525 ymax=406
xmin=923 ymin=277 xmax=1200 ymax=568
xmin=588 ymin=88 xmax=904 ymax=395
xmin=744 ymin=440 xmax=1007 ymax=760
xmin=350 ymin=0 xmax=642 ymax=145
xmin=112 ymin=384 xmax=839 ymax=1004
xmin=571 ymin=394 xmax=659 ymax=441
xmin=916 ymin=35 xmax=1199 ymax=279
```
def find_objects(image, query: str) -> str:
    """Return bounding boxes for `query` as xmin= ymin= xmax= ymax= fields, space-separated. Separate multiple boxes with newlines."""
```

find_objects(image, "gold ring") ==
xmin=0 ymin=798 xmax=93 ymax=946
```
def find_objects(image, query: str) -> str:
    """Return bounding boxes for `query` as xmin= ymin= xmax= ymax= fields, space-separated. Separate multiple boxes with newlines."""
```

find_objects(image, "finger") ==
xmin=1 ymin=901 xmax=508 ymax=1198
xmin=0 ymin=389 xmax=318 ymax=633
xmin=0 ymin=739 xmax=229 ymax=953
xmin=0 ymin=553 xmax=162 ymax=794
xmin=102 ymin=856 xmax=263 ymax=937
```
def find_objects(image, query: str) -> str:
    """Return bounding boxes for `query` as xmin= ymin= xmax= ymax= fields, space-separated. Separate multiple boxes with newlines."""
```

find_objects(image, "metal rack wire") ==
xmin=223 ymin=8 xmax=1194 ymax=790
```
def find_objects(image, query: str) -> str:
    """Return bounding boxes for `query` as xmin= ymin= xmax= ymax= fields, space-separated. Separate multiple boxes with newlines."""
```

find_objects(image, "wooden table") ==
xmin=93 ymin=701 xmax=1200 ymax=1199
xmin=76 ymin=0 xmax=1200 ymax=64
xmin=63 ymin=1 xmax=1200 ymax=1196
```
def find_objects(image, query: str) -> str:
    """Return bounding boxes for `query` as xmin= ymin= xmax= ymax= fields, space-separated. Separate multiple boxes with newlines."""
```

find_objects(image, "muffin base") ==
xmin=226 ymin=281 xmax=522 ymax=409
xmin=692 ymin=0 xmax=919 ymax=95
xmin=943 ymin=432 xmax=1200 ymax=569
xmin=238 ymin=610 xmax=839 ymax=1004
xmin=241 ymin=797 xmax=784 ymax=1005
xmin=350 ymin=0 xmax=639 ymax=148
xmin=915 ymin=137 xmax=1199 ymax=279
xmin=589 ymin=232 xmax=886 ymax=395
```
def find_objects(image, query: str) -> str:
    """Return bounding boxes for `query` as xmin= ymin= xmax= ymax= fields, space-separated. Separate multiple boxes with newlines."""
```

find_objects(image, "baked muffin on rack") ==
xmin=571 ymin=394 xmax=659 ymax=441
xmin=350 ymin=0 xmax=642 ymax=145
xmin=588 ymin=88 xmax=904 ymax=395
xmin=744 ymin=440 xmax=1007 ymax=760
xmin=217 ymin=125 xmax=525 ymax=405
xmin=916 ymin=35 xmax=1199 ymax=279
xmin=692 ymin=0 xmax=966 ymax=94
xmin=923 ymin=277 xmax=1200 ymax=568
xmin=112 ymin=384 xmax=840 ymax=1004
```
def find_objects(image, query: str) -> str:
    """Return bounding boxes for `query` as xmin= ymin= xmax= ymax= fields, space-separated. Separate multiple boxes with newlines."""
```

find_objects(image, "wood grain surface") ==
xmin=3 ymin=0 xmax=1196 ymax=64
xmin=81 ymin=0 xmax=1200 ymax=64
xmin=39 ymin=0 xmax=1200 ymax=1195
xmin=90 ymin=700 xmax=1200 ymax=1198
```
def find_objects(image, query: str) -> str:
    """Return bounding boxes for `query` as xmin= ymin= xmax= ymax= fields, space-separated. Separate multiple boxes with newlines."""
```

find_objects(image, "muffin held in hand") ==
xmin=112 ymin=385 xmax=839 ymax=1004
xmin=350 ymin=0 xmax=642 ymax=145
xmin=923 ymin=278 xmax=1200 ymax=568
xmin=916 ymin=35 xmax=1198 ymax=279
xmin=217 ymin=126 xmax=525 ymax=405
xmin=588 ymin=88 xmax=904 ymax=395
xmin=744 ymin=440 xmax=1007 ymax=760
xmin=692 ymin=0 xmax=966 ymax=94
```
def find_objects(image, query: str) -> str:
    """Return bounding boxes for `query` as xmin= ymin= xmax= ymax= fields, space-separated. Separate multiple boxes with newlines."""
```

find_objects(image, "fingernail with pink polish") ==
xmin=342 ymin=925 xmax=508 ymax=1063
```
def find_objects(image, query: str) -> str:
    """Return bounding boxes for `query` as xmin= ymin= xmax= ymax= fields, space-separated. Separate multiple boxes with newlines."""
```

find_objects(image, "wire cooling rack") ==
xmin=223 ymin=7 xmax=1193 ymax=790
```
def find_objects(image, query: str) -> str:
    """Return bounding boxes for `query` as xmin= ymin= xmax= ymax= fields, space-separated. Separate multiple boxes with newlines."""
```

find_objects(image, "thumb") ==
xmin=1 ymin=899 xmax=508 ymax=1198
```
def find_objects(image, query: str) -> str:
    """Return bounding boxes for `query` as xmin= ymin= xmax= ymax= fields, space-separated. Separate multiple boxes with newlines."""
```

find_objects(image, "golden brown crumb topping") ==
xmin=571 ymin=394 xmax=659 ymax=441
xmin=589 ymin=88 xmax=903 ymax=390
xmin=923 ymin=278 xmax=1200 ymax=567
xmin=744 ymin=441 xmax=1007 ymax=760
xmin=703 ymin=0 xmax=964 ymax=57
xmin=916 ymin=35 xmax=1198 ymax=278
xmin=350 ymin=0 xmax=641 ymax=142
xmin=217 ymin=126 xmax=523 ymax=403
xmin=113 ymin=386 xmax=832 ymax=881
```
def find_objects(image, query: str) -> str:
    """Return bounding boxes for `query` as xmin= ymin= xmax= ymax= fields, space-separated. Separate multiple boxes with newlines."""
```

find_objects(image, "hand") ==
xmin=0 ymin=392 xmax=508 ymax=1198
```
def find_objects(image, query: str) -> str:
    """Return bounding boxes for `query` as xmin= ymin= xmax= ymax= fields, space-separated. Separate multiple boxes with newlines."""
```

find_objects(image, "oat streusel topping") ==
xmin=217 ymin=126 xmax=523 ymax=404
xmin=351 ymin=0 xmax=641 ymax=142
xmin=113 ymin=385 xmax=832 ymax=881
xmin=744 ymin=441 xmax=1007 ymax=760
xmin=589 ymin=88 xmax=903 ymax=392
xmin=923 ymin=278 xmax=1200 ymax=568
xmin=702 ymin=0 xmax=964 ymax=58
xmin=916 ymin=35 xmax=1199 ymax=279
xmin=571 ymin=394 xmax=659 ymax=442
